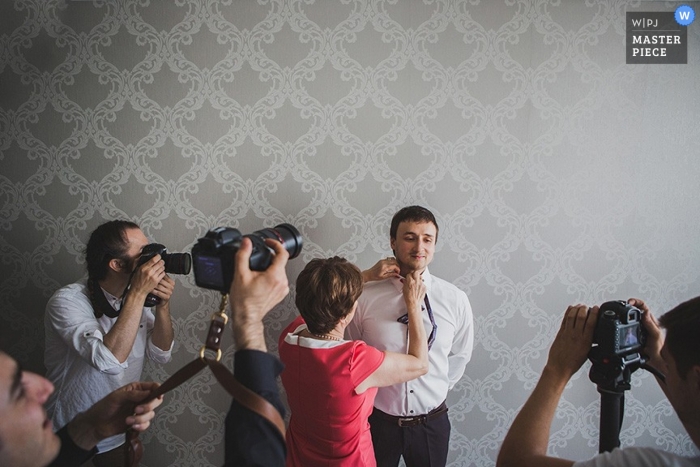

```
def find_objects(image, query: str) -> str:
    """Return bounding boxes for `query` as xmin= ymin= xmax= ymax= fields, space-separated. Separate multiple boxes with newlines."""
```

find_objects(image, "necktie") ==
xmin=397 ymin=294 xmax=437 ymax=350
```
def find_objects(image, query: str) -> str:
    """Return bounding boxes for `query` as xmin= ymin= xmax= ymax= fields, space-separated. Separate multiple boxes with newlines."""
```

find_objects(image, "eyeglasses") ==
xmin=397 ymin=294 xmax=437 ymax=350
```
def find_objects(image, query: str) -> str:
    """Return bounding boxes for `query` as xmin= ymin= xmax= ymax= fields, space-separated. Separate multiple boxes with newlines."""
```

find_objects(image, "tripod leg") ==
xmin=598 ymin=388 xmax=624 ymax=453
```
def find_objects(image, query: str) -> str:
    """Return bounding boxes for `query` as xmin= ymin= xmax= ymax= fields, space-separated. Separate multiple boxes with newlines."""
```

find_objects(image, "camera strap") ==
xmin=87 ymin=278 xmax=121 ymax=319
xmin=123 ymin=294 xmax=286 ymax=467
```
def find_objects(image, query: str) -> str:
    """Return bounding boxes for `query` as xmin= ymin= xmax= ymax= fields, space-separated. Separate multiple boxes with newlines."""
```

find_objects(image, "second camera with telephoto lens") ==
xmin=191 ymin=223 xmax=303 ymax=294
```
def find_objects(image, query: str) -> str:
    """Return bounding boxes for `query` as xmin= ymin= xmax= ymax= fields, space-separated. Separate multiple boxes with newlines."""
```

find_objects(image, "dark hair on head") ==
xmin=658 ymin=296 xmax=700 ymax=379
xmin=295 ymin=257 xmax=363 ymax=335
xmin=85 ymin=220 xmax=139 ymax=281
xmin=389 ymin=205 xmax=439 ymax=241
xmin=85 ymin=220 xmax=139 ymax=318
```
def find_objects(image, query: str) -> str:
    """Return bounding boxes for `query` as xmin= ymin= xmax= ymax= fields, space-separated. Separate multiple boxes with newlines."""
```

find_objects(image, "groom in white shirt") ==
xmin=346 ymin=205 xmax=475 ymax=467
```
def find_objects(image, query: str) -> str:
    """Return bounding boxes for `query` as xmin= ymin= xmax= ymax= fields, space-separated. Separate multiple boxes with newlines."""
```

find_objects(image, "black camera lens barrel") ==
xmin=191 ymin=223 xmax=303 ymax=293
xmin=139 ymin=243 xmax=192 ymax=275
xmin=163 ymin=252 xmax=192 ymax=275
xmin=245 ymin=223 xmax=303 ymax=272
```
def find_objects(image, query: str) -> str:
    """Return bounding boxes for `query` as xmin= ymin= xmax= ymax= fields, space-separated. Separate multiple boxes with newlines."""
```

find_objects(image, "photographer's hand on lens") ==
xmin=362 ymin=257 xmax=401 ymax=283
xmin=546 ymin=305 xmax=600 ymax=379
xmin=229 ymin=237 xmax=290 ymax=352
xmin=131 ymin=254 xmax=166 ymax=298
xmin=151 ymin=274 xmax=175 ymax=307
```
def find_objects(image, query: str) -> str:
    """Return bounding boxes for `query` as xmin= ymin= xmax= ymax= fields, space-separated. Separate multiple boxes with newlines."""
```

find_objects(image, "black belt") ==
xmin=373 ymin=401 xmax=448 ymax=427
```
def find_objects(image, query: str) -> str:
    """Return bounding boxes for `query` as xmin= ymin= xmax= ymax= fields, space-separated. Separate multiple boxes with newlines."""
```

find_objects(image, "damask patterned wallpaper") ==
xmin=1 ymin=0 xmax=699 ymax=465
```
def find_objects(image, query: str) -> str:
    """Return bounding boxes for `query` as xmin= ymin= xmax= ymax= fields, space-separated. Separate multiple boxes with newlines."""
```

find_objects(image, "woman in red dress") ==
xmin=279 ymin=257 xmax=428 ymax=466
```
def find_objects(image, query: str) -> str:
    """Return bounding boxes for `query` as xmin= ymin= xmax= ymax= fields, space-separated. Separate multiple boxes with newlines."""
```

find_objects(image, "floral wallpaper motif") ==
xmin=1 ymin=0 xmax=699 ymax=465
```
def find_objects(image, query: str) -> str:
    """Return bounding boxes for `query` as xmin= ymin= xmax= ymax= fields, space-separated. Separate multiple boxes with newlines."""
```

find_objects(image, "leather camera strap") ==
xmin=124 ymin=295 xmax=286 ymax=467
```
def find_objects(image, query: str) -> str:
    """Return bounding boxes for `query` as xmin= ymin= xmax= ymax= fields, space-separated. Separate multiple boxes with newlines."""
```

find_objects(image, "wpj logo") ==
xmin=626 ymin=11 xmax=688 ymax=64
xmin=631 ymin=17 xmax=660 ymax=28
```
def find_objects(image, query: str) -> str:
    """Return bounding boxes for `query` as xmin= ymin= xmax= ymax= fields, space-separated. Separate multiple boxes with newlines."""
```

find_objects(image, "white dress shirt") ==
xmin=346 ymin=268 xmax=474 ymax=417
xmin=44 ymin=280 xmax=172 ymax=453
xmin=573 ymin=447 xmax=700 ymax=467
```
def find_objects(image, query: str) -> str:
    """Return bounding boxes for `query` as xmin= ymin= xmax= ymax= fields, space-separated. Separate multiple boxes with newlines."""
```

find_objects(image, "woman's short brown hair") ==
xmin=295 ymin=257 xmax=363 ymax=334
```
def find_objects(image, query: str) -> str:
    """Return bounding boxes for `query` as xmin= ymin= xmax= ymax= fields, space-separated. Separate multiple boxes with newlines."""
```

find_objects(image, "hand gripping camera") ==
xmin=137 ymin=244 xmax=192 ymax=307
xmin=191 ymin=223 xmax=303 ymax=293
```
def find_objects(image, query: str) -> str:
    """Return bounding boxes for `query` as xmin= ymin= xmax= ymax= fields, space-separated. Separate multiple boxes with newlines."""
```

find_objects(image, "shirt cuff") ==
xmin=147 ymin=339 xmax=173 ymax=363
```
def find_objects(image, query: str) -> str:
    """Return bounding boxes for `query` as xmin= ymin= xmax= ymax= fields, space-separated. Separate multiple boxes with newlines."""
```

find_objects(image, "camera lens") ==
xmin=192 ymin=224 xmax=302 ymax=292
xmin=164 ymin=252 xmax=192 ymax=275
xmin=253 ymin=223 xmax=303 ymax=259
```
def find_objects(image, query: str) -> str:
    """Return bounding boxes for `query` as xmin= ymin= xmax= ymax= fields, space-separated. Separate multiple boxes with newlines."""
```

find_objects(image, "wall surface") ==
xmin=1 ymin=0 xmax=699 ymax=466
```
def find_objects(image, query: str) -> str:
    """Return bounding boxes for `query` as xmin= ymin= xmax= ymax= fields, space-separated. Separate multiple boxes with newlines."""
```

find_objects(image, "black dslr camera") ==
xmin=590 ymin=300 xmax=646 ymax=358
xmin=588 ymin=300 xmax=648 ymax=390
xmin=191 ymin=223 xmax=303 ymax=293
xmin=137 ymin=244 xmax=192 ymax=307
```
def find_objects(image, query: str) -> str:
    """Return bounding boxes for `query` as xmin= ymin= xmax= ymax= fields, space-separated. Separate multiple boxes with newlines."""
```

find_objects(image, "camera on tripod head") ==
xmin=137 ymin=243 xmax=192 ymax=307
xmin=588 ymin=300 xmax=648 ymax=390
xmin=191 ymin=223 xmax=303 ymax=294
xmin=591 ymin=300 xmax=647 ymax=358
xmin=586 ymin=300 xmax=659 ymax=453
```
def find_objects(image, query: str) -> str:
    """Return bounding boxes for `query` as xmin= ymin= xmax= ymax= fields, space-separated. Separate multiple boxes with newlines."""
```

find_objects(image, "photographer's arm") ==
xmin=150 ymin=275 xmax=175 ymax=352
xmin=229 ymin=238 xmax=290 ymax=351
xmin=48 ymin=382 xmax=163 ymax=467
xmin=225 ymin=237 xmax=289 ymax=467
xmin=103 ymin=255 xmax=165 ymax=363
xmin=497 ymin=305 xmax=599 ymax=467
xmin=65 ymin=382 xmax=162 ymax=450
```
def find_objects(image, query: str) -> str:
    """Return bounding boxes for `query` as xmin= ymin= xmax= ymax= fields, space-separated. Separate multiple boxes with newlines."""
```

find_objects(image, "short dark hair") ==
xmin=295 ymin=257 xmax=363 ymax=335
xmin=389 ymin=205 xmax=439 ymax=241
xmin=659 ymin=295 xmax=700 ymax=379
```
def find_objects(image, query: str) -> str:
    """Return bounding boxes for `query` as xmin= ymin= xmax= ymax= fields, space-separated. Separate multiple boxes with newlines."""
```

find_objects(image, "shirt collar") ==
xmin=285 ymin=323 xmax=346 ymax=349
xmin=390 ymin=268 xmax=433 ymax=292
xmin=101 ymin=287 xmax=122 ymax=311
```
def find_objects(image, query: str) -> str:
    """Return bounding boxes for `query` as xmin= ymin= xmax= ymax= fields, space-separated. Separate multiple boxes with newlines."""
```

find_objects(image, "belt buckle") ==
xmin=397 ymin=416 xmax=420 ymax=427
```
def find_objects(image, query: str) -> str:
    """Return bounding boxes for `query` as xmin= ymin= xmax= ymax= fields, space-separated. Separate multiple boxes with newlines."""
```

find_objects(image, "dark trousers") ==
xmin=368 ymin=404 xmax=451 ymax=467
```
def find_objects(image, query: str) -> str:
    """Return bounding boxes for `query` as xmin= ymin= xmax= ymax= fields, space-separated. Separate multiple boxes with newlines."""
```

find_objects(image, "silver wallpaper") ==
xmin=1 ymin=0 xmax=699 ymax=466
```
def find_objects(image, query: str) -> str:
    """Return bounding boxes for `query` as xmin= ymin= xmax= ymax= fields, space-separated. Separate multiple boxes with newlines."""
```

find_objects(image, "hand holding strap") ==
xmin=124 ymin=294 xmax=285 ymax=466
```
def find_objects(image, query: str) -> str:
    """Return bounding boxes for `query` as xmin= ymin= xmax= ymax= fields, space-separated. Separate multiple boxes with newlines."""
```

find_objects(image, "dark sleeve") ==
xmin=224 ymin=349 xmax=286 ymax=467
xmin=47 ymin=425 xmax=97 ymax=467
